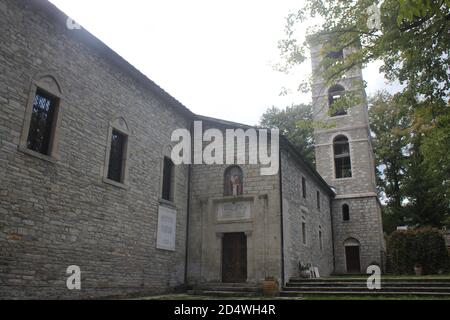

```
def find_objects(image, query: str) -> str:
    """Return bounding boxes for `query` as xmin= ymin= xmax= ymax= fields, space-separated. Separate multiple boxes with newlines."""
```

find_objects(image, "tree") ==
xmin=369 ymin=91 xmax=450 ymax=233
xmin=369 ymin=91 xmax=412 ymax=232
xmin=279 ymin=0 xmax=450 ymax=105
xmin=277 ymin=1 xmax=450 ymax=233
xmin=260 ymin=104 xmax=315 ymax=165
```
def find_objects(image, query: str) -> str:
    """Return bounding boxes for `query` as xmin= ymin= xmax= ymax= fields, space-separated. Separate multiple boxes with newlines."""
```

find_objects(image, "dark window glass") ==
xmin=327 ymin=49 xmax=344 ymax=59
xmin=302 ymin=222 xmax=306 ymax=245
xmin=319 ymin=230 xmax=323 ymax=251
xmin=317 ymin=191 xmax=321 ymax=210
xmin=328 ymin=85 xmax=347 ymax=116
xmin=107 ymin=130 xmax=126 ymax=183
xmin=343 ymin=204 xmax=350 ymax=221
xmin=302 ymin=177 xmax=307 ymax=198
xmin=334 ymin=136 xmax=352 ymax=178
xmin=27 ymin=89 xmax=57 ymax=155
xmin=224 ymin=166 xmax=243 ymax=196
xmin=162 ymin=157 xmax=174 ymax=201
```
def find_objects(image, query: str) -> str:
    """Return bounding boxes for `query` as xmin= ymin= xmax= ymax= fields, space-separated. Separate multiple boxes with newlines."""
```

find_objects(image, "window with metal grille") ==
xmin=26 ymin=89 xmax=58 ymax=155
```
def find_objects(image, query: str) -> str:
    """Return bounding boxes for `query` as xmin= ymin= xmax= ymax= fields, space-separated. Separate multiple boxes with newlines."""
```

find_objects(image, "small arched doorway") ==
xmin=344 ymin=238 xmax=361 ymax=273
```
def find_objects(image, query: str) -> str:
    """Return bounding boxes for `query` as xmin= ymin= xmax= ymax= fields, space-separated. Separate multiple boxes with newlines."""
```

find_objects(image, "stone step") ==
xmin=198 ymin=283 xmax=260 ymax=288
xmin=283 ymin=286 xmax=450 ymax=293
xmin=198 ymin=291 xmax=261 ymax=297
xmin=197 ymin=286 xmax=262 ymax=293
xmin=289 ymin=277 xmax=450 ymax=283
xmin=285 ymin=281 xmax=450 ymax=287
xmin=280 ymin=290 xmax=450 ymax=297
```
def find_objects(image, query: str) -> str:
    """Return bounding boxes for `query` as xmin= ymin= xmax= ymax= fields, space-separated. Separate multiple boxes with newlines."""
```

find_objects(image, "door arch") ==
xmin=344 ymin=238 xmax=361 ymax=273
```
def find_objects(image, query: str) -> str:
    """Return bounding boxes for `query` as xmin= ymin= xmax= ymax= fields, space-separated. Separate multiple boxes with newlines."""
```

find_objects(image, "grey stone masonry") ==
xmin=280 ymin=147 xmax=334 ymax=280
xmin=187 ymin=119 xmax=283 ymax=286
xmin=309 ymin=34 xmax=386 ymax=273
xmin=0 ymin=0 xmax=191 ymax=299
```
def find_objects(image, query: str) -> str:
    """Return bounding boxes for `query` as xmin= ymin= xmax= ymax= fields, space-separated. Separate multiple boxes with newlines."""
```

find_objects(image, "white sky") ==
xmin=49 ymin=0 xmax=398 ymax=125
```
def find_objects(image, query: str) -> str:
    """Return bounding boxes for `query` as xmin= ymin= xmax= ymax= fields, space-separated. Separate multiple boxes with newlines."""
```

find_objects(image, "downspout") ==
xmin=184 ymin=120 xmax=193 ymax=285
xmin=329 ymin=196 xmax=336 ymax=273
xmin=278 ymin=148 xmax=285 ymax=286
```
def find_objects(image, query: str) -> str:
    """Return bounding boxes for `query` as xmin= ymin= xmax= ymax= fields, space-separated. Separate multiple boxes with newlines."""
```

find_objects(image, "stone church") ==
xmin=0 ymin=0 xmax=385 ymax=299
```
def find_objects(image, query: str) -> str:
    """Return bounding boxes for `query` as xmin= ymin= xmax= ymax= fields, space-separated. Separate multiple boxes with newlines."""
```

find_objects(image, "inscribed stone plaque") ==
xmin=217 ymin=201 xmax=252 ymax=221
xmin=156 ymin=206 xmax=177 ymax=251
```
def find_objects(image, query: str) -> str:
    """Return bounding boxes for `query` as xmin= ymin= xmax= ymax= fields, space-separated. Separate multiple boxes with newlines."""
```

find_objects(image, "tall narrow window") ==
xmin=302 ymin=222 xmax=307 ymax=245
xmin=162 ymin=157 xmax=174 ymax=201
xmin=316 ymin=191 xmax=321 ymax=210
xmin=302 ymin=177 xmax=307 ymax=198
xmin=224 ymin=166 xmax=243 ymax=196
xmin=328 ymin=85 xmax=347 ymax=116
xmin=107 ymin=130 xmax=127 ymax=183
xmin=334 ymin=135 xmax=352 ymax=178
xmin=319 ymin=229 xmax=323 ymax=251
xmin=26 ymin=89 xmax=58 ymax=155
xmin=343 ymin=204 xmax=350 ymax=221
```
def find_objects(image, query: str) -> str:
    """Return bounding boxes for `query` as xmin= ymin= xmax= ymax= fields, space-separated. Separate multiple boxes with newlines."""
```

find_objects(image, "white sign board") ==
xmin=217 ymin=201 xmax=252 ymax=221
xmin=156 ymin=206 xmax=177 ymax=251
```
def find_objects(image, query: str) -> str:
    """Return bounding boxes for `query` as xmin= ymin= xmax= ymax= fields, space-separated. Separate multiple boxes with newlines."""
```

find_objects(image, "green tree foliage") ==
xmin=387 ymin=227 xmax=449 ymax=274
xmin=370 ymin=91 xmax=450 ymax=233
xmin=260 ymin=104 xmax=315 ymax=165
xmin=279 ymin=0 xmax=450 ymax=104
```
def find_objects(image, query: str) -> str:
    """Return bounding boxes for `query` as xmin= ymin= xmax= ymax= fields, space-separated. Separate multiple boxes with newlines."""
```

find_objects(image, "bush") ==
xmin=387 ymin=227 xmax=450 ymax=275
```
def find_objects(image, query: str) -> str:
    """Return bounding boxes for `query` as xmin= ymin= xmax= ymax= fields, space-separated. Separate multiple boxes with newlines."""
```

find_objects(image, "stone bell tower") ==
xmin=308 ymin=35 xmax=385 ymax=274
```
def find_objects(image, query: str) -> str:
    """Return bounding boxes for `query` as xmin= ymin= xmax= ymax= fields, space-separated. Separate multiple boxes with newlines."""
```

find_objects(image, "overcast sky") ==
xmin=49 ymin=0 xmax=398 ymax=125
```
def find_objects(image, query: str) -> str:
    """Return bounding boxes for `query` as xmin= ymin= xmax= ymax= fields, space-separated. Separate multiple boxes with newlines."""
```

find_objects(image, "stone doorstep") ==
xmin=194 ymin=291 xmax=261 ymax=298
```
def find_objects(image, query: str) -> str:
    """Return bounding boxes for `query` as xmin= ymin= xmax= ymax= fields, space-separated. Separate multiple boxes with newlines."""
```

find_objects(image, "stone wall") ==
xmin=309 ymin=35 xmax=386 ymax=273
xmin=280 ymin=149 xmax=334 ymax=281
xmin=331 ymin=197 xmax=385 ymax=273
xmin=187 ymin=120 xmax=283 ymax=285
xmin=0 ymin=0 xmax=190 ymax=299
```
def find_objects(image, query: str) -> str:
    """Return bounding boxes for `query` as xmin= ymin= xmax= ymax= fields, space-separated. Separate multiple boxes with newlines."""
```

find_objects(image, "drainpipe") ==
xmin=278 ymin=148 xmax=285 ymax=286
xmin=329 ymin=196 xmax=336 ymax=273
xmin=184 ymin=121 xmax=193 ymax=285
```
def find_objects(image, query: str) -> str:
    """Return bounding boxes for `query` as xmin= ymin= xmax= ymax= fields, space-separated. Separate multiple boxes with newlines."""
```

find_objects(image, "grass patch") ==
xmin=133 ymin=294 xmax=450 ymax=301
xmin=133 ymin=294 xmax=303 ymax=300
xmin=301 ymin=294 xmax=450 ymax=300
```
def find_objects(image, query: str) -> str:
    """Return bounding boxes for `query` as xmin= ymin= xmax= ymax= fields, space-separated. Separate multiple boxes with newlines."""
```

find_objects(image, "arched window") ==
xmin=328 ymin=85 xmax=347 ymax=116
xmin=104 ymin=117 xmax=130 ymax=185
xmin=20 ymin=74 xmax=63 ymax=159
xmin=224 ymin=166 xmax=243 ymax=196
xmin=342 ymin=204 xmax=350 ymax=221
xmin=162 ymin=157 xmax=175 ymax=201
xmin=334 ymin=135 xmax=352 ymax=178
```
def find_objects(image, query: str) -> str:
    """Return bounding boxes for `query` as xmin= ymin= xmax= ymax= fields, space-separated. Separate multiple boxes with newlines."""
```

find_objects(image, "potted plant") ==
xmin=414 ymin=263 xmax=423 ymax=276
xmin=299 ymin=262 xmax=311 ymax=279
xmin=262 ymin=277 xmax=279 ymax=297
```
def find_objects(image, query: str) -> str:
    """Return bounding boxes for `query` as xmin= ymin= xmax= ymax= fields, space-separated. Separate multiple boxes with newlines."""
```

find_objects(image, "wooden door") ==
xmin=345 ymin=245 xmax=361 ymax=273
xmin=222 ymin=233 xmax=247 ymax=283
